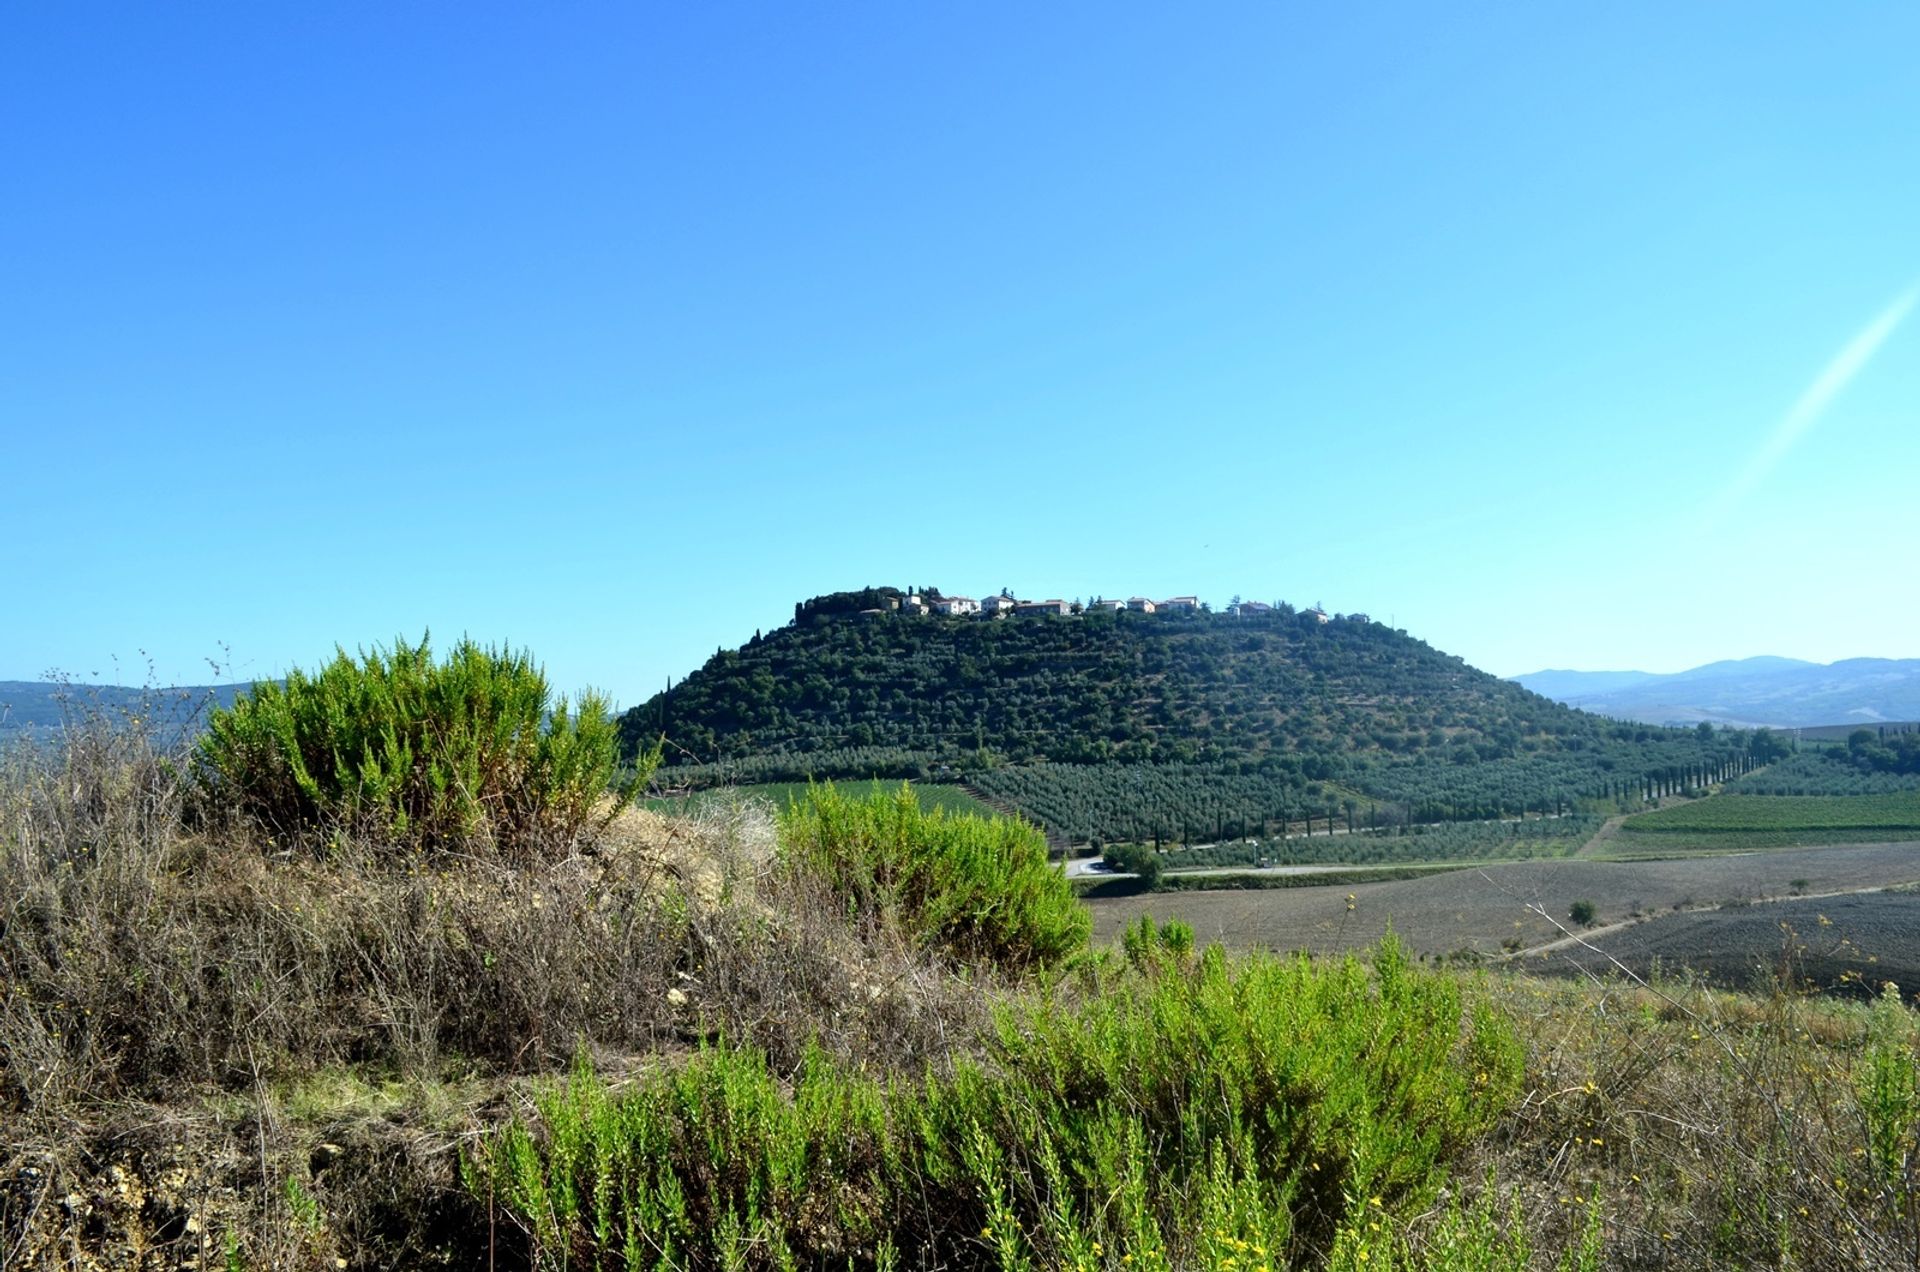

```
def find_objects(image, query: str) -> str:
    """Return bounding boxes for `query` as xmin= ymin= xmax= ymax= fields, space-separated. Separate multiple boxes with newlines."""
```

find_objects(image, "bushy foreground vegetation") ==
xmin=776 ymin=783 xmax=1089 ymax=972
xmin=197 ymin=635 xmax=654 ymax=860
xmin=5 ymin=670 xmax=1919 ymax=1270
xmin=1 ymin=699 xmax=988 ymax=1265
xmin=471 ymin=934 xmax=1523 ymax=1270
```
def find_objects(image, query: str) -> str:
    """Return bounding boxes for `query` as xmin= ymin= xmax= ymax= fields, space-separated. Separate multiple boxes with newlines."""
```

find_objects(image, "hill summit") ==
xmin=619 ymin=588 xmax=1756 ymax=842
xmin=627 ymin=587 xmax=1594 ymax=769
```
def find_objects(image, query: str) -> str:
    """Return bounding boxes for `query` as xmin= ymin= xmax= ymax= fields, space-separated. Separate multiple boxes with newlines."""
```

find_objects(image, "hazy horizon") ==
xmin=8 ymin=628 xmax=1917 ymax=712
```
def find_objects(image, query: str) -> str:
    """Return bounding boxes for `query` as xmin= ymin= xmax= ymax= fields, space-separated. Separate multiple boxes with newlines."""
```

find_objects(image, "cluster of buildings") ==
xmin=884 ymin=593 xmax=1199 ymax=618
xmin=867 ymin=593 xmax=1331 ymax=622
xmin=1225 ymin=600 xmax=1332 ymax=622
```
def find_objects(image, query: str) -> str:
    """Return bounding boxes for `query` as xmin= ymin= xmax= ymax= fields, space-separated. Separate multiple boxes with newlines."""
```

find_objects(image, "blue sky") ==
xmin=5 ymin=4 xmax=1917 ymax=707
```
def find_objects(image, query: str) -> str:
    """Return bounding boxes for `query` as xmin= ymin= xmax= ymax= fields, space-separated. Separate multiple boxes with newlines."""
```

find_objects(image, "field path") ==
xmin=1504 ymin=881 xmax=1911 ymax=961
xmin=1575 ymin=791 xmax=1713 ymax=858
xmin=1575 ymin=814 xmax=1628 ymax=858
xmin=1507 ymin=914 xmax=1642 ymax=957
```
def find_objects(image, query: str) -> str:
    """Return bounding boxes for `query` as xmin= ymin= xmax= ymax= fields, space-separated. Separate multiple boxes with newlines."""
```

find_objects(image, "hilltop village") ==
xmin=802 ymin=585 xmax=1338 ymax=623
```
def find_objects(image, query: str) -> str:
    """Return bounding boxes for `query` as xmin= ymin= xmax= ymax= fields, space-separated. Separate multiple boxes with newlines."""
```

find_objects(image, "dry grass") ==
xmin=5 ymin=712 xmax=1916 ymax=1269
xmin=0 ymin=722 xmax=987 ymax=1269
xmin=1450 ymin=947 xmax=1920 ymax=1269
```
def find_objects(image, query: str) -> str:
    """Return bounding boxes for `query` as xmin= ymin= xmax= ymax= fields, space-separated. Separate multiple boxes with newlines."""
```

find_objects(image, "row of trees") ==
xmin=1160 ymin=815 xmax=1603 ymax=868
xmin=1846 ymin=728 xmax=1920 ymax=775
xmin=646 ymin=739 xmax=1779 ymax=849
xmin=1728 ymin=751 xmax=1920 ymax=797
xmin=968 ymin=731 xmax=1768 ymax=846
xmin=1356 ymin=733 xmax=1761 ymax=825
xmin=972 ymin=762 xmax=1351 ymax=847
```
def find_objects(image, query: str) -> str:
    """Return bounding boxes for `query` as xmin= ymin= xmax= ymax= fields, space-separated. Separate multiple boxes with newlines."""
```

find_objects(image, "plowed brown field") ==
xmin=1085 ymin=840 xmax=1920 ymax=962
xmin=1545 ymin=890 xmax=1920 ymax=996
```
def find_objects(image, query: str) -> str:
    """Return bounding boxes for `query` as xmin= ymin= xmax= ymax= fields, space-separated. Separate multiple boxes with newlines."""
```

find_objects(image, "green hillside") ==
xmin=619 ymin=590 xmax=1770 ymax=842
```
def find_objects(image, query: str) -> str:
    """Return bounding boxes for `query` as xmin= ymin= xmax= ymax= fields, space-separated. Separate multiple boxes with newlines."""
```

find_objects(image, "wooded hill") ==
xmin=618 ymin=590 xmax=1773 ymax=841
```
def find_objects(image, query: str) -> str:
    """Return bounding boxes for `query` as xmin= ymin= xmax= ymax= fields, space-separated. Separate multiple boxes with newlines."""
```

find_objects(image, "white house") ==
xmin=1306 ymin=606 xmax=1330 ymax=624
xmin=900 ymin=594 xmax=930 ymax=615
xmin=1017 ymin=599 xmax=1072 ymax=616
xmin=1090 ymin=598 xmax=1126 ymax=611
xmin=1158 ymin=596 xmax=1200 ymax=613
xmin=1126 ymin=597 xmax=1156 ymax=613
xmin=934 ymin=596 xmax=980 ymax=616
xmin=981 ymin=595 xmax=1019 ymax=616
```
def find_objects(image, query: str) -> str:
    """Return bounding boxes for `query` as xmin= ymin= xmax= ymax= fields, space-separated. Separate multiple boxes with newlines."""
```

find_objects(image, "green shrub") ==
xmin=1102 ymin=841 xmax=1165 ymax=887
xmin=469 ymin=937 xmax=1526 ymax=1269
xmin=195 ymin=635 xmax=654 ymax=859
xmin=777 ymin=783 xmax=1088 ymax=972
xmin=1568 ymin=899 xmax=1596 ymax=926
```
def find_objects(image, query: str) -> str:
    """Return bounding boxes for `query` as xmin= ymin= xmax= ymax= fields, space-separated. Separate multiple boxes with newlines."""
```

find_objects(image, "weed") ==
xmin=1857 ymin=982 xmax=1918 ymax=1206
xmin=284 ymin=1175 xmax=321 ymax=1236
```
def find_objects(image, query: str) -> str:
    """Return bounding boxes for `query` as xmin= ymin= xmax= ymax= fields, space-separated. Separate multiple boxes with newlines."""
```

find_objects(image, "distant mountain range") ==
xmin=0 ymin=680 xmax=253 ymax=739
xmin=1512 ymin=657 xmax=1920 ymax=728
